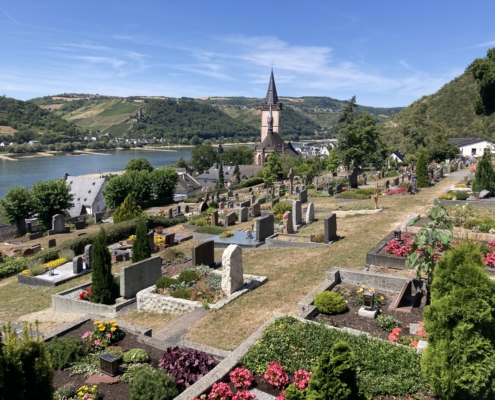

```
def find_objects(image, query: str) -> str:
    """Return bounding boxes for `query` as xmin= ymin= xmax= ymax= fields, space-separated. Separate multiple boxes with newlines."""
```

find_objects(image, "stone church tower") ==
xmin=253 ymin=70 xmax=298 ymax=166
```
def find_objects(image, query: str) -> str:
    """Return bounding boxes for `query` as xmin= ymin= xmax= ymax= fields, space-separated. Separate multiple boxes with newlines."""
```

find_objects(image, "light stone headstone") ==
xmin=305 ymin=202 xmax=315 ymax=224
xmin=52 ymin=214 xmax=65 ymax=233
xmin=400 ymin=174 xmax=404 ymax=183
xmin=84 ymin=244 xmax=92 ymax=269
xmin=72 ymin=256 xmax=83 ymax=274
xmin=240 ymin=207 xmax=248 ymax=222
xmin=292 ymin=200 xmax=302 ymax=228
xmin=225 ymin=212 xmax=236 ymax=227
xmin=252 ymin=202 xmax=261 ymax=217
xmin=480 ymin=189 xmax=490 ymax=199
xmin=250 ymin=194 xmax=256 ymax=205
xmin=221 ymin=244 xmax=244 ymax=296
xmin=288 ymin=168 xmax=295 ymax=194
xmin=283 ymin=211 xmax=294 ymax=234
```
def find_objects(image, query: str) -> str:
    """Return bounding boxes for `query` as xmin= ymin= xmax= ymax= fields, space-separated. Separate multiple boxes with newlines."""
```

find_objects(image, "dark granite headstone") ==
xmin=298 ymin=189 xmax=308 ymax=204
xmin=73 ymin=256 xmax=83 ymax=274
xmin=256 ymin=214 xmax=274 ymax=242
xmin=240 ymin=200 xmax=250 ymax=207
xmin=335 ymin=183 xmax=343 ymax=193
xmin=211 ymin=211 xmax=219 ymax=226
xmin=324 ymin=214 xmax=337 ymax=243
xmin=271 ymin=198 xmax=279 ymax=208
xmin=327 ymin=185 xmax=334 ymax=196
xmin=192 ymin=240 xmax=215 ymax=267
xmin=198 ymin=201 xmax=208 ymax=213
xmin=225 ymin=212 xmax=237 ymax=227
xmin=84 ymin=244 xmax=92 ymax=269
xmin=240 ymin=207 xmax=248 ymax=222
xmin=168 ymin=208 xmax=173 ymax=218
xmin=252 ymin=202 xmax=261 ymax=217
xmin=184 ymin=204 xmax=190 ymax=213
xmin=48 ymin=239 xmax=57 ymax=248
xmin=148 ymin=230 xmax=155 ymax=252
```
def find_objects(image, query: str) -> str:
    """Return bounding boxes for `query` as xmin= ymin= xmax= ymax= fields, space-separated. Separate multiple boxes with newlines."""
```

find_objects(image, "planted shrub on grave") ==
xmin=46 ymin=336 xmax=86 ymax=370
xmin=90 ymin=228 xmax=114 ymax=305
xmin=272 ymin=201 xmax=293 ymax=215
xmin=123 ymin=348 xmax=150 ymax=364
xmin=314 ymin=291 xmax=347 ymax=314
xmin=129 ymin=367 xmax=178 ymax=400
xmin=195 ymin=225 xmax=228 ymax=235
xmin=81 ymin=320 xmax=125 ymax=352
xmin=132 ymin=216 xmax=151 ymax=263
xmin=158 ymin=347 xmax=216 ymax=390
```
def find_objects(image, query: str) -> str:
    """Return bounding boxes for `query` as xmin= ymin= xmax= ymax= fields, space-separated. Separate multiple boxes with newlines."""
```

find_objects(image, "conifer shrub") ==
xmin=472 ymin=149 xmax=495 ymax=195
xmin=273 ymin=202 xmax=293 ymax=215
xmin=46 ymin=337 xmax=85 ymax=370
xmin=177 ymin=270 xmax=200 ymax=283
xmin=132 ymin=217 xmax=151 ymax=263
xmin=123 ymin=349 xmax=150 ymax=364
xmin=90 ymin=228 xmax=114 ymax=305
xmin=314 ymin=291 xmax=347 ymax=314
xmin=128 ymin=367 xmax=178 ymax=400
xmin=416 ymin=151 xmax=430 ymax=188
xmin=156 ymin=276 xmax=179 ymax=290
xmin=422 ymin=241 xmax=495 ymax=400
xmin=113 ymin=194 xmax=144 ymax=224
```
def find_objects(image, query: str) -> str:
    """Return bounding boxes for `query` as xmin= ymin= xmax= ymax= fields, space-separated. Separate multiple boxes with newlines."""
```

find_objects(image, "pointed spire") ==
xmin=265 ymin=69 xmax=279 ymax=105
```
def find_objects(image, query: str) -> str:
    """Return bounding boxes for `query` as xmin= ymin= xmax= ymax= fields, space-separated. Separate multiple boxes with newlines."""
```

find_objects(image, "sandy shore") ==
xmin=79 ymin=170 xmax=125 ymax=178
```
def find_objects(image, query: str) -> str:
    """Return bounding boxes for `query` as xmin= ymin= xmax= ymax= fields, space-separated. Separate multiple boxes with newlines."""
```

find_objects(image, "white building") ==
xmin=65 ymin=176 xmax=108 ymax=217
xmin=448 ymin=137 xmax=494 ymax=157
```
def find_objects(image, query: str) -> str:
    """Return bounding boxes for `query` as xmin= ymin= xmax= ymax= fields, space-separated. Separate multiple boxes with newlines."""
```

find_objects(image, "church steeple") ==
xmin=265 ymin=69 xmax=279 ymax=105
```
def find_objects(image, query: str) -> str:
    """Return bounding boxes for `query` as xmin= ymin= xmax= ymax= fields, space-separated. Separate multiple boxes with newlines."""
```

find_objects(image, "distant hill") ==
xmin=378 ymin=70 xmax=495 ymax=150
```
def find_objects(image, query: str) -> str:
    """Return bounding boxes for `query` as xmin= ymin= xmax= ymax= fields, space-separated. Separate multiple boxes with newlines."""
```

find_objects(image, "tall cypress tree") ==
xmin=90 ymin=228 xmax=114 ymax=304
xmin=132 ymin=217 xmax=151 ymax=263
xmin=416 ymin=150 xmax=429 ymax=188
xmin=233 ymin=164 xmax=241 ymax=184
xmin=216 ymin=163 xmax=225 ymax=189
xmin=472 ymin=149 xmax=495 ymax=195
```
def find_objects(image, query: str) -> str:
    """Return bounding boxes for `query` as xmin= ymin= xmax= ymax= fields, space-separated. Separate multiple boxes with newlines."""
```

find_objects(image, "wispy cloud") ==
xmin=477 ymin=39 xmax=495 ymax=48
xmin=0 ymin=6 xmax=19 ymax=24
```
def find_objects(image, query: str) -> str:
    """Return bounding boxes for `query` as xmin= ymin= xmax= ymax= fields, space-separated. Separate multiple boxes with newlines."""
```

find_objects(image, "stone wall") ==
xmin=120 ymin=256 xmax=162 ymax=299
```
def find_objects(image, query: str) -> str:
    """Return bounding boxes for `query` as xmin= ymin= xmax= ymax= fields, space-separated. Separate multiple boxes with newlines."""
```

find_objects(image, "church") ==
xmin=253 ymin=70 xmax=299 ymax=166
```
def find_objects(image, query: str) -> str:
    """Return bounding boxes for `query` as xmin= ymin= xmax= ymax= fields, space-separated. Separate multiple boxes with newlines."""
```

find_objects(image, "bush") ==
xmin=422 ymin=241 xmax=495 ymax=400
xmin=123 ymin=349 xmax=150 ymax=364
xmin=305 ymin=341 xmax=364 ymax=400
xmin=161 ymin=248 xmax=186 ymax=263
xmin=46 ymin=337 xmax=85 ymax=370
xmin=90 ymin=228 xmax=114 ymax=305
xmin=128 ymin=367 xmax=178 ymax=400
xmin=472 ymin=150 xmax=495 ymax=196
xmin=105 ymin=346 xmax=125 ymax=359
xmin=240 ymin=316 xmax=426 ymax=397
xmin=314 ymin=292 xmax=347 ymax=314
xmin=195 ymin=225 xmax=225 ymax=235
xmin=170 ymin=288 xmax=192 ymax=299
xmin=177 ymin=270 xmax=200 ymax=283
xmin=416 ymin=151 xmax=430 ymax=188
xmin=113 ymin=194 xmax=143 ymax=224
xmin=314 ymin=233 xmax=324 ymax=243
xmin=156 ymin=277 xmax=178 ymax=290
xmin=448 ymin=191 xmax=470 ymax=200
xmin=272 ymin=201 xmax=293 ymax=215
xmin=132 ymin=217 xmax=151 ymax=263
xmin=376 ymin=315 xmax=402 ymax=332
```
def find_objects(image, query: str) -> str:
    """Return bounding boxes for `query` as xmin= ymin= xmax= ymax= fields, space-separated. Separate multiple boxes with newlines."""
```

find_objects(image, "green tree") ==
xmin=422 ymin=241 xmax=495 ymax=400
xmin=113 ymin=194 xmax=143 ymax=224
xmin=190 ymin=144 xmax=218 ymax=173
xmin=215 ymin=163 xmax=225 ymax=189
xmin=174 ymin=156 xmax=189 ymax=168
xmin=103 ymin=170 xmax=152 ymax=209
xmin=0 ymin=186 xmax=32 ymax=224
xmin=151 ymin=167 xmax=179 ymax=199
xmin=220 ymin=146 xmax=254 ymax=165
xmin=327 ymin=147 xmax=340 ymax=173
xmin=415 ymin=150 xmax=430 ymax=188
xmin=31 ymin=179 xmax=74 ymax=228
xmin=125 ymin=158 xmax=154 ymax=172
xmin=335 ymin=95 xmax=358 ymax=132
xmin=472 ymin=149 xmax=495 ymax=195
xmin=233 ymin=164 xmax=241 ymax=183
xmin=305 ymin=341 xmax=363 ymax=400
xmin=132 ymin=217 xmax=151 ymax=262
xmin=262 ymin=153 xmax=282 ymax=185
xmin=90 ymin=228 xmax=114 ymax=305
xmin=469 ymin=47 xmax=495 ymax=116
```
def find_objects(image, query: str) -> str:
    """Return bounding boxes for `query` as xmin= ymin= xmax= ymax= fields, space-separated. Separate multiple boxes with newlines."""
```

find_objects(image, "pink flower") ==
xmin=93 ymin=339 xmax=101 ymax=345
xmin=82 ymin=331 xmax=91 ymax=339
xmin=106 ymin=333 xmax=112 ymax=338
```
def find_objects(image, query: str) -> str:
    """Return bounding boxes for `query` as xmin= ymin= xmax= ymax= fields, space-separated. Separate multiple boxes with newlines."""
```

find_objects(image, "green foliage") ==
xmin=123 ymin=349 xmax=150 ymax=364
xmin=129 ymin=366 xmax=178 ymax=400
xmin=103 ymin=170 xmax=153 ymax=209
xmin=190 ymin=144 xmax=218 ymax=172
xmin=241 ymin=316 xmax=426 ymax=397
xmin=178 ymin=270 xmax=200 ymax=283
xmin=448 ymin=190 xmax=470 ymax=201
xmin=46 ymin=337 xmax=85 ymax=370
xmin=416 ymin=150 xmax=430 ymax=188
xmin=327 ymin=147 xmax=340 ymax=173
xmin=469 ymin=48 xmax=495 ymax=116
xmin=53 ymin=383 xmax=78 ymax=400
xmin=220 ymin=146 xmax=254 ymax=165
xmin=174 ymin=156 xmax=189 ymax=168
xmin=105 ymin=346 xmax=125 ymax=359
xmin=0 ymin=186 xmax=32 ymax=224
xmin=314 ymin=291 xmax=347 ymax=314
xmin=195 ymin=225 xmax=226 ymax=234
xmin=262 ymin=153 xmax=283 ymax=185
xmin=156 ymin=276 xmax=178 ymax=290
xmin=285 ymin=384 xmax=307 ymax=400
xmin=31 ymin=179 xmax=74 ymax=227
xmin=132 ymin=217 xmax=151 ymax=263
xmin=0 ymin=323 xmax=53 ymax=400
xmin=113 ymin=194 xmax=144 ymax=224
xmin=161 ymin=247 xmax=186 ymax=263
xmin=305 ymin=341 xmax=364 ymax=400
xmin=376 ymin=315 xmax=402 ymax=332
xmin=170 ymin=288 xmax=193 ymax=299
xmin=121 ymin=363 xmax=154 ymax=384
xmin=472 ymin=149 xmax=495 ymax=195
xmin=272 ymin=201 xmax=293 ymax=215
xmin=422 ymin=241 xmax=495 ymax=399
xmin=125 ymin=158 xmax=154 ymax=173
xmin=151 ymin=167 xmax=179 ymax=199
xmin=90 ymin=228 xmax=114 ymax=305
xmin=216 ymin=163 xmax=225 ymax=189
xmin=66 ymin=353 xmax=100 ymax=377
xmin=335 ymin=191 xmax=370 ymax=200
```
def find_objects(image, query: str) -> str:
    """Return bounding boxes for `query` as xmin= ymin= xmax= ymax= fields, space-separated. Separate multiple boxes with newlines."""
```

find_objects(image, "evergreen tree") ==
xmin=132 ymin=217 xmax=151 ymax=263
xmin=233 ymin=164 xmax=241 ymax=183
xmin=262 ymin=153 xmax=282 ymax=185
xmin=215 ymin=163 xmax=225 ymax=189
xmin=422 ymin=241 xmax=495 ymax=400
xmin=113 ymin=194 xmax=143 ymax=224
xmin=90 ymin=228 xmax=114 ymax=305
xmin=327 ymin=147 xmax=340 ymax=173
xmin=305 ymin=341 xmax=363 ymax=400
xmin=472 ymin=149 xmax=495 ymax=195
xmin=416 ymin=150 xmax=429 ymax=188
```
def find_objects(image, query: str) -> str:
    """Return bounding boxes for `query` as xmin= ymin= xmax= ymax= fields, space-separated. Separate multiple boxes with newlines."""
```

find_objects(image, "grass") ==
xmin=117 ymin=311 xmax=174 ymax=330
xmin=186 ymin=177 xmax=454 ymax=350
xmin=98 ymin=101 xmax=141 ymax=116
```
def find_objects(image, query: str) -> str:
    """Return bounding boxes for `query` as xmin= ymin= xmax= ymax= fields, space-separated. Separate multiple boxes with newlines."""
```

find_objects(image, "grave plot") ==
xmin=45 ymin=315 xmax=226 ymax=400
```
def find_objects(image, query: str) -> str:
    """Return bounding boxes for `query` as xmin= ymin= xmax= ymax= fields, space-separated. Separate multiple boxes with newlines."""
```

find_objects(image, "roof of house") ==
xmin=66 ymin=176 xmax=107 ymax=216
xmin=196 ymin=164 xmax=262 ymax=182
xmin=175 ymin=173 xmax=202 ymax=194
xmin=391 ymin=150 xmax=405 ymax=162
xmin=448 ymin=137 xmax=490 ymax=147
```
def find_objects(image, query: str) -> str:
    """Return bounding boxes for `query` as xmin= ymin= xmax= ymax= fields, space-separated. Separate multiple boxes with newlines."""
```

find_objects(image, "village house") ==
xmin=65 ymin=176 xmax=108 ymax=217
xmin=174 ymin=171 xmax=202 ymax=201
xmin=448 ymin=137 xmax=494 ymax=157
xmin=196 ymin=164 xmax=262 ymax=189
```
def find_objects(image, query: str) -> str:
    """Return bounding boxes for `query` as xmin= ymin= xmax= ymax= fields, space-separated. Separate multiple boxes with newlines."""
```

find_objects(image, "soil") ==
xmin=161 ymin=259 xmax=192 ymax=277
xmin=413 ymin=217 xmax=431 ymax=228
xmin=313 ymin=282 xmax=425 ymax=342
xmin=52 ymin=320 xmax=183 ymax=399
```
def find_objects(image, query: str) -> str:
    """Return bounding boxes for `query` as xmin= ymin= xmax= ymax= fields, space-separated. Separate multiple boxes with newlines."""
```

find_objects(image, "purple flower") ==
xmin=82 ymin=331 xmax=91 ymax=339
xmin=93 ymin=339 xmax=100 ymax=345
xmin=106 ymin=333 xmax=111 ymax=338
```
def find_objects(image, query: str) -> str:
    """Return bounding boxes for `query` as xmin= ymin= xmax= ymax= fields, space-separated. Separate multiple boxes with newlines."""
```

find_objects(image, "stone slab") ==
xmin=120 ymin=257 xmax=162 ymax=299
xmin=357 ymin=307 xmax=378 ymax=318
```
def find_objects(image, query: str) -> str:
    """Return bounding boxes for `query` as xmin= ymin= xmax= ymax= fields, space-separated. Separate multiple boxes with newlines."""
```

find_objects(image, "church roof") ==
xmin=265 ymin=70 xmax=279 ymax=105
xmin=257 ymin=131 xmax=298 ymax=157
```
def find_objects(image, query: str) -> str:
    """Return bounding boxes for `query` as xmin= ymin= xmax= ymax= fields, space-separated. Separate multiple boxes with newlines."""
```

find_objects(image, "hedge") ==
xmin=195 ymin=225 xmax=226 ymax=235
xmin=136 ymin=197 xmax=173 ymax=208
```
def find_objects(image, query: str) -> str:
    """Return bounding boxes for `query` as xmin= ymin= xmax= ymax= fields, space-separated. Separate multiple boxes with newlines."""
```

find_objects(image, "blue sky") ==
xmin=1 ymin=1 xmax=495 ymax=107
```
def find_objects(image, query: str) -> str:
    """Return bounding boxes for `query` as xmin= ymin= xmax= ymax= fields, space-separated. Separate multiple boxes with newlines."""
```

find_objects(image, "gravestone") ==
xmin=305 ymin=202 xmax=315 ymax=223
xmin=221 ymin=244 xmax=244 ymax=296
xmin=120 ymin=257 xmax=162 ymax=299
xmin=240 ymin=200 xmax=250 ymax=208
xmin=363 ymin=175 xmax=367 ymax=185
xmin=227 ymin=201 xmax=233 ymax=208
xmin=192 ymin=240 xmax=215 ymax=267
xmin=257 ymin=197 xmax=266 ymax=204
xmin=177 ymin=205 xmax=181 ymax=214
xmin=407 ymin=173 xmax=412 ymax=182
xmin=400 ymin=174 xmax=404 ymax=183
xmin=348 ymin=168 xmax=361 ymax=189
xmin=164 ymin=233 xmax=175 ymax=246
xmin=225 ymin=212 xmax=236 ymax=227
xmin=327 ymin=185 xmax=334 ymax=196
xmin=324 ymin=214 xmax=337 ymax=243
xmin=438 ymin=168 xmax=443 ymax=178
xmin=385 ymin=180 xmax=390 ymax=191
xmin=22 ymin=247 xmax=35 ymax=257
xmin=240 ymin=207 xmax=248 ymax=222
xmin=377 ymin=171 xmax=382 ymax=179
xmin=295 ymin=185 xmax=300 ymax=194
xmin=227 ymin=190 xmax=233 ymax=198
xmin=219 ymin=201 xmax=225 ymax=209
xmin=205 ymin=193 xmax=210 ymax=201
xmin=84 ymin=244 xmax=92 ymax=269
xmin=335 ymin=183 xmax=343 ymax=193
xmin=211 ymin=211 xmax=219 ymax=226
xmin=198 ymin=201 xmax=208 ymax=213
xmin=168 ymin=208 xmax=173 ymax=218
xmin=428 ymin=172 xmax=433 ymax=183
xmin=252 ymin=202 xmax=261 ymax=217
xmin=393 ymin=177 xmax=399 ymax=187
xmin=480 ymin=189 xmax=490 ymax=199
xmin=50 ymin=214 xmax=66 ymax=235
xmin=292 ymin=200 xmax=302 ymax=228
xmin=288 ymin=168 xmax=295 ymax=194
xmin=72 ymin=256 xmax=83 ymax=274
xmin=216 ymin=191 xmax=221 ymax=200
xmin=256 ymin=214 xmax=274 ymax=242
xmin=48 ymin=239 xmax=56 ymax=248
xmin=148 ymin=230 xmax=155 ymax=252
xmin=433 ymin=171 xmax=438 ymax=182
xmin=94 ymin=212 xmax=102 ymax=223
xmin=184 ymin=204 xmax=190 ymax=213
xmin=283 ymin=211 xmax=294 ymax=234
xmin=411 ymin=176 xmax=417 ymax=193
xmin=271 ymin=198 xmax=279 ymax=208
xmin=299 ymin=189 xmax=308 ymax=204
xmin=250 ymin=195 xmax=256 ymax=205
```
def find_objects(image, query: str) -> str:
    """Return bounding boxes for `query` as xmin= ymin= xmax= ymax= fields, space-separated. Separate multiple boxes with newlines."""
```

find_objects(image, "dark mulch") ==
xmin=52 ymin=320 xmax=170 ymax=400
xmin=161 ymin=259 xmax=192 ymax=277
xmin=314 ymin=282 xmax=425 ymax=341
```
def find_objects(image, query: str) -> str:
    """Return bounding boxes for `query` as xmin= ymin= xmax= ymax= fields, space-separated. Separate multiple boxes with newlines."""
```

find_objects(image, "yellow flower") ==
xmin=357 ymin=289 xmax=363 ymax=294
xmin=78 ymin=392 xmax=83 ymax=396
xmin=110 ymin=327 xmax=117 ymax=332
xmin=94 ymin=320 xmax=102 ymax=325
xmin=99 ymin=326 xmax=105 ymax=331
xmin=379 ymin=295 xmax=384 ymax=301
